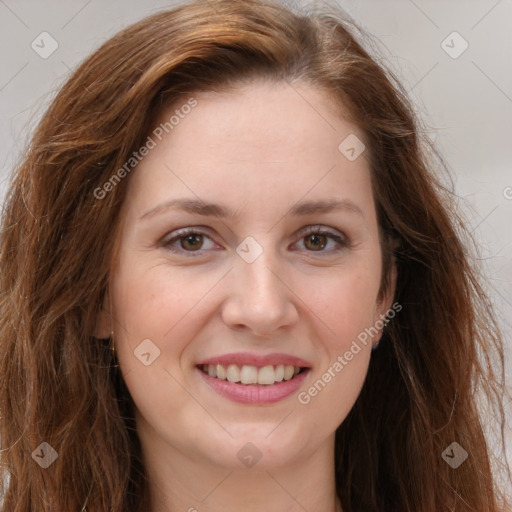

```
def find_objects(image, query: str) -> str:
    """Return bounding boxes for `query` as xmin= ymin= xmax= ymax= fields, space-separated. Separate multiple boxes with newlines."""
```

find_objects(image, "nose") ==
xmin=221 ymin=251 xmax=299 ymax=337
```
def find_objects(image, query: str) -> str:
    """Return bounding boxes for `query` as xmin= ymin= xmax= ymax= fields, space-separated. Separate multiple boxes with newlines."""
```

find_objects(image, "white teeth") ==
xmin=284 ymin=365 xmax=295 ymax=380
xmin=258 ymin=365 xmax=276 ymax=385
xmin=202 ymin=363 xmax=302 ymax=385
xmin=274 ymin=364 xmax=284 ymax=382
xmin=216 ymin=364 xmax=226 ymax=380
xmin=226 ymin=364 xmax=240 ymax=383
xmin=240 ymin=365 xmax=258 ymax=385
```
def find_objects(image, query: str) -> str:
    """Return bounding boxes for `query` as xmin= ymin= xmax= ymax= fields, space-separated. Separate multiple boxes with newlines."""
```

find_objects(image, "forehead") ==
xmin=124 ymin=80 xmax=373 ymax=220
xmin=154 ymin=80 xmax=362 ymax=162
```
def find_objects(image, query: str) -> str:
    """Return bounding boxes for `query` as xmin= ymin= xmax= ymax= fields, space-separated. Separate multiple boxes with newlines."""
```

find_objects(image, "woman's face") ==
xmin=98 ymin=80 xmax=395 ymax=471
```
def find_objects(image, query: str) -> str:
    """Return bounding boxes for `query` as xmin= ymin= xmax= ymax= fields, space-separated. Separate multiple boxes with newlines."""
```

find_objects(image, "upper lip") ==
xmin=197 ymin=352 xmax=312 ymax=368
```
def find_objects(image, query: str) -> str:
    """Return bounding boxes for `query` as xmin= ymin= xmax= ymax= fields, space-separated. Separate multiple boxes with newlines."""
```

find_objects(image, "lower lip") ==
xmin=197 ymin=368 xmax=310 ymax=404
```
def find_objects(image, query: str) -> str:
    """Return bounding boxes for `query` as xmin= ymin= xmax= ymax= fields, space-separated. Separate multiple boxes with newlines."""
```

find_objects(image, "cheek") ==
xmin=110 ymin=257 xmax=215 ymax=363
xmin=295 ymin=266 xmax=378 ymax=430
xmin=305 ymin=260 xmax=382 ymax=350
xmin=109 ymin=260 xmax=215 ymax=429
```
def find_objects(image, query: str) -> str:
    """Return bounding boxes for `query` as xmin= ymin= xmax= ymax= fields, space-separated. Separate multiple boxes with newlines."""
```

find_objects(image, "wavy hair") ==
xmin=0 ymin=0 xmax=509 ymax=510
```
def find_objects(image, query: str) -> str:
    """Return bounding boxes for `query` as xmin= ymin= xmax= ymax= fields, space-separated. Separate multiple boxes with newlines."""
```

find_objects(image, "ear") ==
xmin=372 ymin=258 xmax=398 ymax=347
xmin=93 ymin=291 xmax=111 ymax=339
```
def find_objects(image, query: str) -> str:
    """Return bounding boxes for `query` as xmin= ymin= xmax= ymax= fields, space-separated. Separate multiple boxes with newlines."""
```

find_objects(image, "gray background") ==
xmin=0 ymin=0 xmax=510 ymax=492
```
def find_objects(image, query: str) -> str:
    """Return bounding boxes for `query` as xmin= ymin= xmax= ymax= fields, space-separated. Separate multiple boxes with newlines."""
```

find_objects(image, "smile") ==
xmin=199 ymin=363 xmax=305 ymax=386
xmin=196 ymin=353 xmax=311 ymax=404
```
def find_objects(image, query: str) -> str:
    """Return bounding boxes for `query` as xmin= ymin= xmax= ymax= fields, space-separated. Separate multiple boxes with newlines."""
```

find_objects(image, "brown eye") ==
xmin=293 ymin=226 xmax=349 ymax=254
xmin=162 ymin=228 xmax=219 ymax=256
xmin=303 ymin=233 xmax=328 ymax=251
xmin=180 ymin=233 xmax=204 ymax=251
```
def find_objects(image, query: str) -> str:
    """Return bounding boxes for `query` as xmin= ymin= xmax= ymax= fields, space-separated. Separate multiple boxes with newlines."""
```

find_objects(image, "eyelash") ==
xmin=160 ymin=225 xmax=349 ymax=257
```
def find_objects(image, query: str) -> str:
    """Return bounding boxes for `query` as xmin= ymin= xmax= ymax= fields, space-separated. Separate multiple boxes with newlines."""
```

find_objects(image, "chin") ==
xmin=191 ymin=423 xmax=314 ymax=470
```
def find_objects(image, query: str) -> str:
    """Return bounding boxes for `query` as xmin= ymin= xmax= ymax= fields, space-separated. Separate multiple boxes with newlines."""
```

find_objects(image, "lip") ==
xmin=197 ymin=352 xmax=312 ymax=368
xmin=197 ymin=366 xmax=310 ymax=404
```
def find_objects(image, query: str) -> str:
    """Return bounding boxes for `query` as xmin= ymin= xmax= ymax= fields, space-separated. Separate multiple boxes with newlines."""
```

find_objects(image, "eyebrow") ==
xmin=139 ymin=197 xmax=364 ymax=221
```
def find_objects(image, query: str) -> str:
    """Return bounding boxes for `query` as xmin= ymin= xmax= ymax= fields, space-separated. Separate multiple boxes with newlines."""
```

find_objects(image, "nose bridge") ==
xmin=237 ymin=239 xmax=285 ymax=306
xmin=221 ymin=236 xmax=298 ymax=334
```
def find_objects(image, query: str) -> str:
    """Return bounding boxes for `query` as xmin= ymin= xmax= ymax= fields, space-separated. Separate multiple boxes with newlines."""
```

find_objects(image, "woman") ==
xmin=0 ymin=0 xmax=509 ymax=510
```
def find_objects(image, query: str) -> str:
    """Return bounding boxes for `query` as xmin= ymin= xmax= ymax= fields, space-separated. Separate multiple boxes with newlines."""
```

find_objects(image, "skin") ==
xmin=96 ymin=79 xmax=396 ymax=512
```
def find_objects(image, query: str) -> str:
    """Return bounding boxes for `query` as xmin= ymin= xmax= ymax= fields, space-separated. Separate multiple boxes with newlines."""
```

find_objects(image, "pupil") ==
xmin=182 ymin=234 xmax=202 ymax=250
xmin=307 ymin=234 xmax=326 ymax=251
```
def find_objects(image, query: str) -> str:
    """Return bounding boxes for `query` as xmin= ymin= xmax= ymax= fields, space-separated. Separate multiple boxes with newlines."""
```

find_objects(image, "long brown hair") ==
xmin=0 ymin=0 xmax=509 ymax=510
